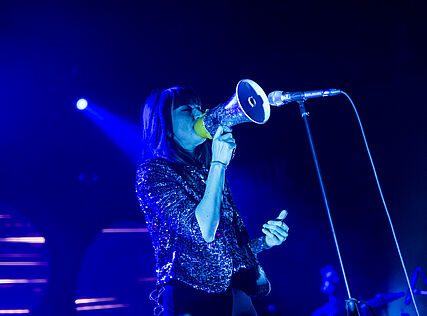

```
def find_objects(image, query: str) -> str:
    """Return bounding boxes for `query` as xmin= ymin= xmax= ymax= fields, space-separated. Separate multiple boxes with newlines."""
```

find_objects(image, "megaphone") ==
xmin=194 ymin=79 xmax=270 ymax=139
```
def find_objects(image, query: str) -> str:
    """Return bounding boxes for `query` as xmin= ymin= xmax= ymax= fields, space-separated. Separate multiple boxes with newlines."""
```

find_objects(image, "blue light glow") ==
xmin=76 ymin=99 xmax=88 ymax=110
xmin=80 ymin=104 xmax=139 ymax=162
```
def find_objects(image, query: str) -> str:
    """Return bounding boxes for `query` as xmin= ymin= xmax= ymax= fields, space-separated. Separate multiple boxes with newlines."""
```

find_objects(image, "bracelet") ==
xmin=210 ymin=160 xmax=227 ymax=168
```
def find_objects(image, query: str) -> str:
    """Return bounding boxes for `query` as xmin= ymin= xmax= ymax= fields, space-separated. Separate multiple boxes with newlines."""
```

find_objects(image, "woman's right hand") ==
xmin=211 ymin=126 xmax=236 ymax=166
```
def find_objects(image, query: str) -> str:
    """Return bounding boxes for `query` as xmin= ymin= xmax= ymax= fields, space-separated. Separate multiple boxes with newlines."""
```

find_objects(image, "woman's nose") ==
xmin=193 ymin=108 xmax=203 ymax=120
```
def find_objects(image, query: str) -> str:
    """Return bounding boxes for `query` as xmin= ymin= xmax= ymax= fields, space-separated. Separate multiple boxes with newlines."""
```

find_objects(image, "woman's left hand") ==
xmin=262 ymin=210 xmax=289 ymax=249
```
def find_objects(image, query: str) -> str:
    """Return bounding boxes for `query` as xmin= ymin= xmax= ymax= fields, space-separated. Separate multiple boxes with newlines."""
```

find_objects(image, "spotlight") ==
xmin=76 ymin=98 xmax=88 ymax=110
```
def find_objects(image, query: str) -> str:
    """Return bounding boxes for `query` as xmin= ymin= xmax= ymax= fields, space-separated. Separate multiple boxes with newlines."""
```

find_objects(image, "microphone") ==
xmin=268 ymin=89 xmax=342 ymax=106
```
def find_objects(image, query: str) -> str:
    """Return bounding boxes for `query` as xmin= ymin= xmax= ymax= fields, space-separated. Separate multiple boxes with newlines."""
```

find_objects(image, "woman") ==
xmin=136 ymin=86 xmax=289 ymax=316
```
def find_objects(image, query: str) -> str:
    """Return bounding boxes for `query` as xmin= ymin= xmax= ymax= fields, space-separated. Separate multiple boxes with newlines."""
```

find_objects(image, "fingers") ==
xmin=265 ymin=210 xmax=289 ymax=238
xmin=267 ymin=219 xmax=289 ymax=231
xmin=262 ymin=227 xmax=287 ymax=245
xmin=213 ymin=126 xmax=223 ymax=140
xmin=262 ymin=228 xmax=280 ymax=242
xmin=276 ymin=210 xmax=288 ymax=221
xmin=262 ymin=210 xmax=290 ymax=248
xmin=214 ymin=125 xmax=233 ymax=139
xmin=218 ymin=135 xmax=235 ymax=145
xmin=211 ymin=125 xmax=237 ymax=165
xmin=214 ymin=126 xmax=236 ymax=146
xmin=222 ymin=126 xmax=232 ymax=133
xmin=263 ymin=223 xmax=288 ymax=239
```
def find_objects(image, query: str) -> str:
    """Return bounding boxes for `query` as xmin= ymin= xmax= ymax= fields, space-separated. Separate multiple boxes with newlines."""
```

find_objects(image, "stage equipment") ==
xmin=268 ymin=89 xmax=341 ymax=107
xmin=76 ymin=98 xmax=88 ymax=110
xmin=405 ymin=267 xmax=427 ymax=305
xmin=194 ymin=79 xmax=270 ymax=139
xmin=269 ymin=88 xmax=420 ymax=316
xmin=365 ymin=292 xmax=405 ymax=308
xmin=313 ymin=264 xmax=405 ymax=315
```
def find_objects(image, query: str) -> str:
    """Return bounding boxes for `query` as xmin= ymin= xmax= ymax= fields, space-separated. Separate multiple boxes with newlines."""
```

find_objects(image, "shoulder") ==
xmin=136 ymin=158 xmax=181 ymax=183
xmin=137 ymin=157 xmax=171 ymax=170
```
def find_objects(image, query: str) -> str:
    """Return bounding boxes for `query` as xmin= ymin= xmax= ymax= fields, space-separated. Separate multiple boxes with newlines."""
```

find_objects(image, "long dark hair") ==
xmin=140 ymin=86 xmax=211 ymax=167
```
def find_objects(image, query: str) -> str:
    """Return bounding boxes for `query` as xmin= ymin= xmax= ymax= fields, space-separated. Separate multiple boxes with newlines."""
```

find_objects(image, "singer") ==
xmin=136 ymin=86 xmax=289 ymax=316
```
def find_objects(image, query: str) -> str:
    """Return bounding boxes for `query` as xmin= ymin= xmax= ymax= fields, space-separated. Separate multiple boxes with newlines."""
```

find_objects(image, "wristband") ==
xmin=210 ymin=160 xmax=227 ymax=168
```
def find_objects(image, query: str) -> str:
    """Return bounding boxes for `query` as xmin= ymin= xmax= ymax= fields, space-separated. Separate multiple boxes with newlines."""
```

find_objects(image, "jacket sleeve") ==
xmin=136 ymin=161 xmax=206 ymax=244
xmin=248 ymin=236 xmax=267 ymax=254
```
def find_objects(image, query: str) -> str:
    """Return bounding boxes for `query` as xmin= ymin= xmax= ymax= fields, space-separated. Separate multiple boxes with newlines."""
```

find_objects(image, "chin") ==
xmin=195 ymin=136 xmax=206 ymax=146
xmin=192 ymin=131 xmax=206 ymax=145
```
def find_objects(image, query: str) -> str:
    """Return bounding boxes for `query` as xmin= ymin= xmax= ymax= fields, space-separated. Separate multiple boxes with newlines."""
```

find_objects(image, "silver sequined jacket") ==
xmin=135 ymin=158 xmax=266 ymax=293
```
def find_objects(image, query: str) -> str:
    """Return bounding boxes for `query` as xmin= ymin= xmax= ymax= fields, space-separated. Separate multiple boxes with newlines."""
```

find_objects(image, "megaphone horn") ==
xmin=194 ymin=79 xmax=270 ymax=139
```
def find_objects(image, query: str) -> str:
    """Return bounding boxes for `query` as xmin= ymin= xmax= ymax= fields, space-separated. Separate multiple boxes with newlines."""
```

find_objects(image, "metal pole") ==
xmin=298 ymin=100 xmax=353 ymax=301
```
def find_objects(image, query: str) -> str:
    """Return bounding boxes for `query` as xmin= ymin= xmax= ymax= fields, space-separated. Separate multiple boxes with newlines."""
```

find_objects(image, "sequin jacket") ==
xmin=135 ymin=158 xmax=266 ymax=293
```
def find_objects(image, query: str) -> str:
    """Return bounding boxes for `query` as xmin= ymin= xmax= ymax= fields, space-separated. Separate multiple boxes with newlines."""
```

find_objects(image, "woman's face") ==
xmin=171 ymin=103 xmax=206 ymax=152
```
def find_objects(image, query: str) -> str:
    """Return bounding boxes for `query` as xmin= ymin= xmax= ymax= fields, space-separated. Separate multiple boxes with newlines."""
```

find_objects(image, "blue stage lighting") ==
xmin=76 ymin=99 xmax=88 ymax=110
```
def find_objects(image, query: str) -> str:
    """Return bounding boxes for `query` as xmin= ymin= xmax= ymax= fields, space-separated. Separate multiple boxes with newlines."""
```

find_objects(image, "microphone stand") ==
xmin=297 ymin=100 xmax=361 ymax=315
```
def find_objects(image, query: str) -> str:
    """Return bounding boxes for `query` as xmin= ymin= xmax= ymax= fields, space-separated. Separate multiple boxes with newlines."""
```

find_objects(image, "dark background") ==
xmin=1 ymin=0 xmax=426 ymax=315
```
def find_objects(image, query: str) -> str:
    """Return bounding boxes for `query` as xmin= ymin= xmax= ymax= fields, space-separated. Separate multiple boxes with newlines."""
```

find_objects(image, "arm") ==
xmin=195 ymin=126 xmax=236 ymax=242
xmin=137 ymin=127 xmax=236 ymax=243
xmin=195 ymin=162 xmax=226 ymax=242
xmin=136 ymin=162 xmax=205 ymax=241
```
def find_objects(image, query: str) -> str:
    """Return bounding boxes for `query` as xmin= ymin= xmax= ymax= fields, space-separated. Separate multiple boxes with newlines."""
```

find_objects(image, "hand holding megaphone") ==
xmin=211 ymin=126 xmax=236 ymax=167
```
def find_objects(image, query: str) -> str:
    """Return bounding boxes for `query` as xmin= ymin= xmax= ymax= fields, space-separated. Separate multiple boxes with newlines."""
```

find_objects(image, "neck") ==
xmin=174 ymin=137 xmax=197 ymax=154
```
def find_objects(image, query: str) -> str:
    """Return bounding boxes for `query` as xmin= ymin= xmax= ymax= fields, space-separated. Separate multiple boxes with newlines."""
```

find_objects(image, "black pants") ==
xmin=162 ymin=280 xmax=258 ymax=316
